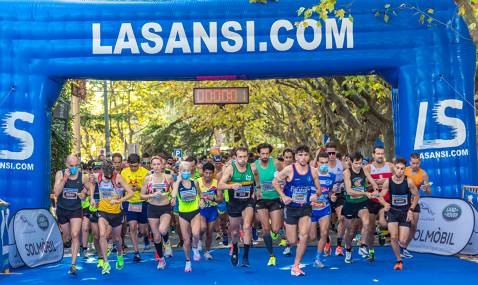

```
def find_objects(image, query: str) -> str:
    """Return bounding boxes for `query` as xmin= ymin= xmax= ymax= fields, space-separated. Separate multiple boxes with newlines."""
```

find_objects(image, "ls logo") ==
xmin=414 ymin=99 xmax=466 ymax=150
xmin=0 ymin=112 xmax=34 ymax=160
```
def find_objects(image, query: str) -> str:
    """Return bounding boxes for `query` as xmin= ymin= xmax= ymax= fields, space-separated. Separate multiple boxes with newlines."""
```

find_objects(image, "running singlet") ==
xmin=283 ymin=164 xmax=315 ymax=208
xmin=178 ymin=181 xmax=200 ymax=213
xmin=121 ymin=167 xmax=149 ymax=203
xmin=388 ymin=177 xmax=411 ymax=214
xmin=346 ymin=168 xmax=368 ymax=203
xmin=405 ymin=167 xmax=426 ymax=189
xmin=255 ymin=158 xmax=280 ymax=200
xmin=98 ymin=175 xmax=123 ymax=214
xmin=198 ymin=178 xmax=218 ymax=208
xmin=313 ymin=172 xmax=336 ymax=210
xmin=58 ymin=171 xmax=83 ymax=211
xmin=147 ymin=175 xmax=171 ymax=204
xmin=228 ymin=163 xmax=254 ymax=203
xmin=369 ymin=163 xmax=393 ymax=202
xmin=328 ymin=160 xmax=344 ymax=195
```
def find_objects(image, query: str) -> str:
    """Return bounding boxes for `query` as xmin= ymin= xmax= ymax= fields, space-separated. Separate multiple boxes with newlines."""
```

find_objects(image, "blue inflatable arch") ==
xmin=0 ymin=0 xmax=476 ymax=214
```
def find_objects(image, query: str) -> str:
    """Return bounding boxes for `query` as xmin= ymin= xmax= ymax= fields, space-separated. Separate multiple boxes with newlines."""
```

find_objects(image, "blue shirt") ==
xmin=312 ymin=172 xmax=336 ymax=212
xmin=284 ymin=164 xmax=315 ymax=208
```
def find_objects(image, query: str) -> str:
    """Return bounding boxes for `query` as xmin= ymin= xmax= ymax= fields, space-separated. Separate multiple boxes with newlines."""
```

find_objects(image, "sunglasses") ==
xmin=328 ymin=152 xmax=336 ymax=155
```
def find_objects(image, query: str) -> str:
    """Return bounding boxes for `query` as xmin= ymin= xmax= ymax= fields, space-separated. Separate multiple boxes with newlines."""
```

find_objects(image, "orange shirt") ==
xmin=405 ymin=167 xmax=426 ymax=188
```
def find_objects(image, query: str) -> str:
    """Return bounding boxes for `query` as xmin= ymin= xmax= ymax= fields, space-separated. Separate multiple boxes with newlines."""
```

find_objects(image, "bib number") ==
xmin=291 ymin=186 xmax=309 ymax=204
xmin=128 ymin=202 xmax=143 ymax=213
xmin=234 ymin=185 xmax=251 ymax=200
xmin=181 ymin=189 xmax=197 ymax=202
xmin=391 ymin=195 xmax=408 ymax=207
xmin=152 ymin=183 xmax=168 ymax=199
xmin=99 ymin=187 xmax=115 ymax=200
xmin=261 ymin=181 xmax=276 ymax=193
xmin=63 ymin=187 xmax=78 ymax=200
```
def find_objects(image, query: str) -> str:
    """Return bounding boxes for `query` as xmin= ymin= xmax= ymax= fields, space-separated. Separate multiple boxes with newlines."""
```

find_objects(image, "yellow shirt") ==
xmin=121 ymin=166 xmax=149 ymax=203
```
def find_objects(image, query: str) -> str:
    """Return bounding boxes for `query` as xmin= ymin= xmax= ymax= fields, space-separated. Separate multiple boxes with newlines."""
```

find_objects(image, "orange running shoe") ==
xmin=394 ymin=261 xmax=403 ymax=270
xmin=291 ymin=265 xmax=305 ymax=276
xmin=335 ymin=245 xmax=344 ymax=256
xmin=324 ymin=242 xmax=332 ymax=256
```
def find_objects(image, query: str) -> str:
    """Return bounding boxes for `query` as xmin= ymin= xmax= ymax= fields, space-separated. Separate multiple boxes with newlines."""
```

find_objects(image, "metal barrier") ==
xmin=0 ymin=199 xmax=9 ymax=273
xmin=462 ymin=186 xmax=478 ymax=207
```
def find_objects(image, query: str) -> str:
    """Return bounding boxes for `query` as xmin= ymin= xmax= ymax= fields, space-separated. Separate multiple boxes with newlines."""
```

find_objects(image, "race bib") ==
xmin=62 ymin=187 xmax=78 ymax=200
xmin=313 ymin=193 xmax=329 ymax=210
xmin=181 ymin=189 xmax=197 ymax=202
xmin=392 ymin=194 xmax=408 ymax=206
xmin=99 ymin=186 xmax=115 ymax=200
xmin=152 ymin=183 xmax=168 ymax=199
xmin=128 ymin=202 xmax=143 ymax=213
xmin=261 ymin=181 xmax=276 ymax=192
xmin=202 ymin=190 xmax=215 ymax=207
xmin=335 ymin=182 xmax=345 ymax=194
xmin=234 ymin=185 xmax=251 ymax=199
xmin=291 ymin=186 xmax=309 ymax=204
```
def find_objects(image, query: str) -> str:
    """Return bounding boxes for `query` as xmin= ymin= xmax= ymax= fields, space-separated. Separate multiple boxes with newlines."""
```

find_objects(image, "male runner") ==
xmin=218 ymin=147 xmax=260 ymax=267
xmin=363 ymin=145 xmax=394 ymax=261
xmin=342 ymin=152 xmax=379 ymax=264
xmin=402 ymin=153 xmax=430 ymax=258
xmin=53 ymin=154 xmax=92 ymax=275
xmin=281 ymin=148 xmax=294 ymax=254
xmin=254 ymin=143 xmax=283 ymax=266
xmin=273 ymin=145 xmax=322 ymax=276
xmin=380 ymin=158 xmax=419 ymax=270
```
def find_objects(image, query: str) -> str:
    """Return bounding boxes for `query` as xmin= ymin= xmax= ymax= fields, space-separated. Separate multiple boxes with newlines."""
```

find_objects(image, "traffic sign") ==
xmin=173 ymin=148 xmax=183 ymax=158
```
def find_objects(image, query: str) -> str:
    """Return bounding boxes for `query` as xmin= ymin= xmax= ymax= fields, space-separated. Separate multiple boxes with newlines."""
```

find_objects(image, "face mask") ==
xmin=181 ymin=171 xmax=191 ymax=180
xmin=69 ymin=166 xmax=79 ymax=175
xmin=319 ymin=164 xmax=329 ymax=173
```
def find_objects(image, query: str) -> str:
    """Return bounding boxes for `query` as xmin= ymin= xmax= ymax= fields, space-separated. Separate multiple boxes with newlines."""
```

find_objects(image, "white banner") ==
xmin=8 ymin=219 xmax=24 ymax=268
xmin=408 ymin=197 xmax=474 ymax=255
xmin=13 ymin=209 xmax=63 ymax=268
xmin=460 ymin=203 xmax=478 ymax=255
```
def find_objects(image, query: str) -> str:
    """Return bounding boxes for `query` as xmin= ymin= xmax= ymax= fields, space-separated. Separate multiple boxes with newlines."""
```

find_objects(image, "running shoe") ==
xmin=401 ymin=248 xmax=414 ymax=259
xmin=267 ymin=256 xmax=276 ymax=266
xmin=68 ymin=264 xmax=77 ymax=275
xmin=358 ymin=246 xmax=369 ymax=258
xmin=193 ymin=248 xmax=201 ymax=262
xmin=116 ymin=255 xmax=124 ymax=270
xmin=102 ymin=262 xmax=111 ymax=275
xmin=184 ymin=261 xmax=192 ymax=272
xmin=175 ymin=240 xmax=184 ymax=248
xmin=335 ymin=245 xmax=344 ymax=256
xmin=164 ymin=241 xmax=173 ymax=258
xmin=291 ymin=265 xmax=305 ymax=276
xmin=271 ymin=231 xmax=279 ymax=241
xmin=283 ymin=246 xmax=292 ymax=256
xmin=394 ymin=261 xmax=403 ymax=270
xmin=144 ymin=236 xmax=151 ymax=251
xmin=97 ymin=258 xmax=104 ymax=268
xmin=133 ymin=252 xmax=142 ymax=262
xmin=80 ymin=247 xmax=87 ymax=259
xmin=324 ymin=242 xmax=332 ymax=256
xmin=204 ymin=251 xmax=213 ymax=260
xmin=279 ymin=239 xmax=287 ymax=247
xmin=345 ymin=250 xmax=352 ymax=264
xmin=313 ymin=258 xmax=325 ymax=269
xmin=368 ymin=249 xmax=375 ymax=262
xmin=157 ymin=257 xmax=166 ymax=270
xmin=231 ymin=251 xmax=239 ymax=266
xmin=111 ymin=243 xmax=117 ymax=253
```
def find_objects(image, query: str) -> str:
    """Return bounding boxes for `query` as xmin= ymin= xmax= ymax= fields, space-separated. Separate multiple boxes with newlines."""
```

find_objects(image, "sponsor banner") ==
xmin=13 ymin=209 xmax=63 ymax=268
xmin=460 ymin=203 xmax=478 ymax=255
xmin=408 ymin=197 xmax=474 ymax=255
xmin=8 ymin=218 xmax=24 ymax=268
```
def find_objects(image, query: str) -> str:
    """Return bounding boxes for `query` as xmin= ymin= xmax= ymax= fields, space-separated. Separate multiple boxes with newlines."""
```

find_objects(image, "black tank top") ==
xmin=389 ymin=177 xmax=411 ymax=212
xmin=58 ymin=171 xmax=83 ymax=210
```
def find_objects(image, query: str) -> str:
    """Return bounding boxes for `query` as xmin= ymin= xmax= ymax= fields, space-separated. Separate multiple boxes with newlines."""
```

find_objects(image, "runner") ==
xmin=90 ymin=161 xmax=134 ymax=275
xmin=87 ymin=169 xmax=103 ymax=268
xmin=171 ymin=161 xmax=202 ymax=272
xmin=380 ymin=158 xmax=419 ymax=270
xmin=325 ymin=142 xmax=346 ymax=257
xmin=218 ymin=146 xmax=260 ymax=267
xmin=310 ymin=151 xmax=336 ymax=268
xmin=121 ymin=153 xmax=150 ymax=262
xmin=198 ymin=162 xmax=224 ymax=260
xmin=53 ymin=154 xmax=92 ymax=275
xmin=80 ymin=166 xmax=92 ymax=259
xmin=281 ymin=148 xmax=294 ymax=255
xmin=342 ymin=152 xmax=379 ymax=264
xmin=254 ymin=143 xmax=283 ymax=266
xmin=112 ymin=153 xmax=128 ymax=253
xmin=402 ymin=153 xmax=430 ymax=258
xmin=272 ymin=145 xmax=321 ymax=276
xmin=215 ymin=156 xmax=230 ymax=247
xmin=140 ymin=156 xmax=174 ymax=269
xmin=364 ymin=145 xmax=394 ymax=261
